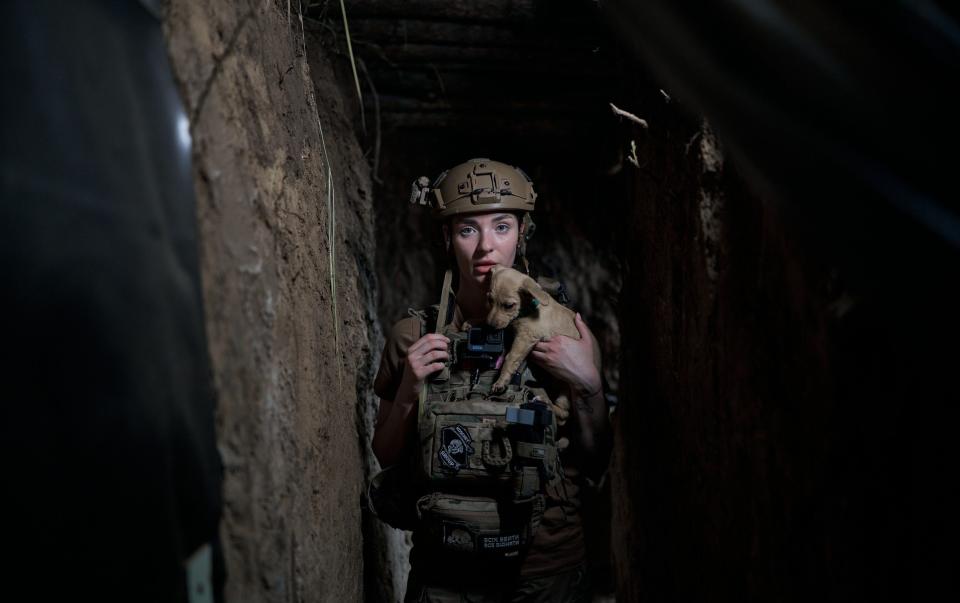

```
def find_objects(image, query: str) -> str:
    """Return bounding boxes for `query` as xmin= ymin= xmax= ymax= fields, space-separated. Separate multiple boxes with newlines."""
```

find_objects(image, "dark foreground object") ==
xmin=1 ymin=1 xmax=222 ymax=600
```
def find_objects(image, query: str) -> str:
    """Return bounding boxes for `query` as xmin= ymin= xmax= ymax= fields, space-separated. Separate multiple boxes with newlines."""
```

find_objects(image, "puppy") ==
xmin=485 ymin=266 xmax=600 ymax=427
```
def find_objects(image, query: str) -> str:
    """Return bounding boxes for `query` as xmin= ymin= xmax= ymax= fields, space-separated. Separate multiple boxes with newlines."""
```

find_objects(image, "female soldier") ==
xmin=372 ymin=158 xmax=611 ymax=602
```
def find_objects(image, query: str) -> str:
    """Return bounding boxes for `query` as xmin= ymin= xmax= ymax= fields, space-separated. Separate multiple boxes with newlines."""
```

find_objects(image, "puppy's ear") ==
xmin=520 ymin=275 xmax=550 ymax=308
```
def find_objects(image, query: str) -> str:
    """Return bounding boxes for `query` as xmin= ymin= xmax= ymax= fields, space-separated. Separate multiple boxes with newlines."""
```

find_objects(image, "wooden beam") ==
xmin=358 ymin=66 xmax=617 ymax=100
xmin=331 ymin=18 xmax=598 ymax=51
xmin=363 ymin=42 xmax=586 ymax=64
xmin=354 ymin=44 xmax=618 ymax=80
xmin=322 ymin=0 xmax=538 ymax=22
xmin=374 ymin=110 xmax=598 ymax=133
xmin=374 ymin=94 xmax=603 ymax=115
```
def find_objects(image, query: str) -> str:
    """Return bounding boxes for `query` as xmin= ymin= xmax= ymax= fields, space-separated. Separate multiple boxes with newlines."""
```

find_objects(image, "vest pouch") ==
xmin=416 ymin=492 xmax=533 ymax=559
xmin=420 ymin=394 xmax=525 ymax=484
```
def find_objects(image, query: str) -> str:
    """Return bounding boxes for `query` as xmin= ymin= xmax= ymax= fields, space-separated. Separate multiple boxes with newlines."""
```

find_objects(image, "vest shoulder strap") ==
xmin=535 ymin=275 xmax=571 ymax=306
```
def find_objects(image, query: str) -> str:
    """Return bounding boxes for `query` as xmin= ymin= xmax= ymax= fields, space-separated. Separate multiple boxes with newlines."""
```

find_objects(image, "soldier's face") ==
xmin=448 ymin=212 xmax=520 ymax=289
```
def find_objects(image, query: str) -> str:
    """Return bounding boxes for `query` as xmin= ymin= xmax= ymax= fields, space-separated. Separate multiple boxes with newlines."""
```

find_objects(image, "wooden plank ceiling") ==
xmin=307 ymin=0 xmax=623 ymax=136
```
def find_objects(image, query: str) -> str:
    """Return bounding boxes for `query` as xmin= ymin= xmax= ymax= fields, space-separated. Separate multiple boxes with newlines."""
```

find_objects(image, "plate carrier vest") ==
xmin=370 ymin=269 xmax=564 ymax=561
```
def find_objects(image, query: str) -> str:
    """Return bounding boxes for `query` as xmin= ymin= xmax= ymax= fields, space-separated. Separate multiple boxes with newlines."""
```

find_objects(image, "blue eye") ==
xmin=459 ymin=226 xmax=476 ymax=236
xmin=495 ymin=223 xmax=511 ymax=233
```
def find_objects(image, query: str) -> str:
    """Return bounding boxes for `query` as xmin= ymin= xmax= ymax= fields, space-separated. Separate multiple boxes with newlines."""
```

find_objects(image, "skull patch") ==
xmin=438 ymin=424 xmax=475 ymax=472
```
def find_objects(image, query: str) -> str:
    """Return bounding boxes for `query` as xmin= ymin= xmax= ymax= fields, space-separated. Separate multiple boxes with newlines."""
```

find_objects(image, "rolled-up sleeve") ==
xmin=373 ymin=317 xmax=420 ymax=401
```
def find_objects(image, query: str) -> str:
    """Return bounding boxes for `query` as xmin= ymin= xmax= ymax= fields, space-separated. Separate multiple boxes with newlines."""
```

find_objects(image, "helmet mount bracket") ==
xmin=412 ymin=158 xmax=535 ymax=218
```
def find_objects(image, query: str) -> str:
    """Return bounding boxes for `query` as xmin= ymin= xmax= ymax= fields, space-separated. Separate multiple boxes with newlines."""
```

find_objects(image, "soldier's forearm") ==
xmin=571 ymin=387 xmax=612 ymax=479
xmin=372 ymin=389 xmax=418 ymax=468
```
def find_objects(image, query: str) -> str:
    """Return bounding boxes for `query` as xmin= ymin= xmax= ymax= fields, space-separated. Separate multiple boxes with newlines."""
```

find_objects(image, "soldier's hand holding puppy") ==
xmin=485 ymin=266 xmax=601 ymax=426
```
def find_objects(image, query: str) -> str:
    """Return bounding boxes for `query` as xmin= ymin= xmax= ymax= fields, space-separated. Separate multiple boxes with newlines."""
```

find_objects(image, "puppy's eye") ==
xmin=502 ymin=302 xmax=515 ymax=310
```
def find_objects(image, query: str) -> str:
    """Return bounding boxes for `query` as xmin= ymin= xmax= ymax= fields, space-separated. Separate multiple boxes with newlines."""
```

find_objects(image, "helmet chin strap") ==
xmin=516 ymin=213 xmax=536 ymax=274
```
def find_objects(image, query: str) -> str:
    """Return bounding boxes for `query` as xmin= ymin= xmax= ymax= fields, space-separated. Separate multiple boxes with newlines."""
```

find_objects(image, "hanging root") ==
xmin=609 ymin=102 xmax=649 ymax=128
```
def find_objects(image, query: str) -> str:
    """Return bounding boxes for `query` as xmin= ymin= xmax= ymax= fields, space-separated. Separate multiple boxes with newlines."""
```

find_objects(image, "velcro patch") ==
xmin=480 ymin=533 xmax=521 ymax=552
xmin=442 ymin=523 xmax=476 ymax=553
xmin=438 ymin=424 xmax=474 ymax=472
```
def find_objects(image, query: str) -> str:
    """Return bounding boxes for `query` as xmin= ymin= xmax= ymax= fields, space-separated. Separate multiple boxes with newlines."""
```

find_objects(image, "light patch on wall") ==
xmin=177 ymin=110 xmax=192 ymax=152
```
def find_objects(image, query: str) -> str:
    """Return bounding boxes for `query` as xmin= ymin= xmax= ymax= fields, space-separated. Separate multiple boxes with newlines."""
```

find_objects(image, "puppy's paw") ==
xmin=491 ymin=378 xmax=509 ymax=394
xmin=556 ymin=437 xmax=570 ymax=451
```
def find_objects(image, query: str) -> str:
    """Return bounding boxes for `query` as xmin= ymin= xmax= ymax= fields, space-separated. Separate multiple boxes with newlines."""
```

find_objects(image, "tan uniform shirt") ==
xmin=373 ymin=307 xmax=586 ymax=578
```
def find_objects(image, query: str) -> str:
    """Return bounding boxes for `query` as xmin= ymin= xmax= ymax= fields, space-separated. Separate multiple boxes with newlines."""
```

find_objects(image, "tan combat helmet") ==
xmin=411 ymin=158 xmax=537 ymax=218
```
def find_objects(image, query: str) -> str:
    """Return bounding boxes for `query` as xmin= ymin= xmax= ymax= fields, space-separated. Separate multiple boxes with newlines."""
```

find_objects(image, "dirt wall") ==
xmin=164 ymin=2 xmax=379 ymax=600
xmin=610 ymin=110 xmax=912 ymax=601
